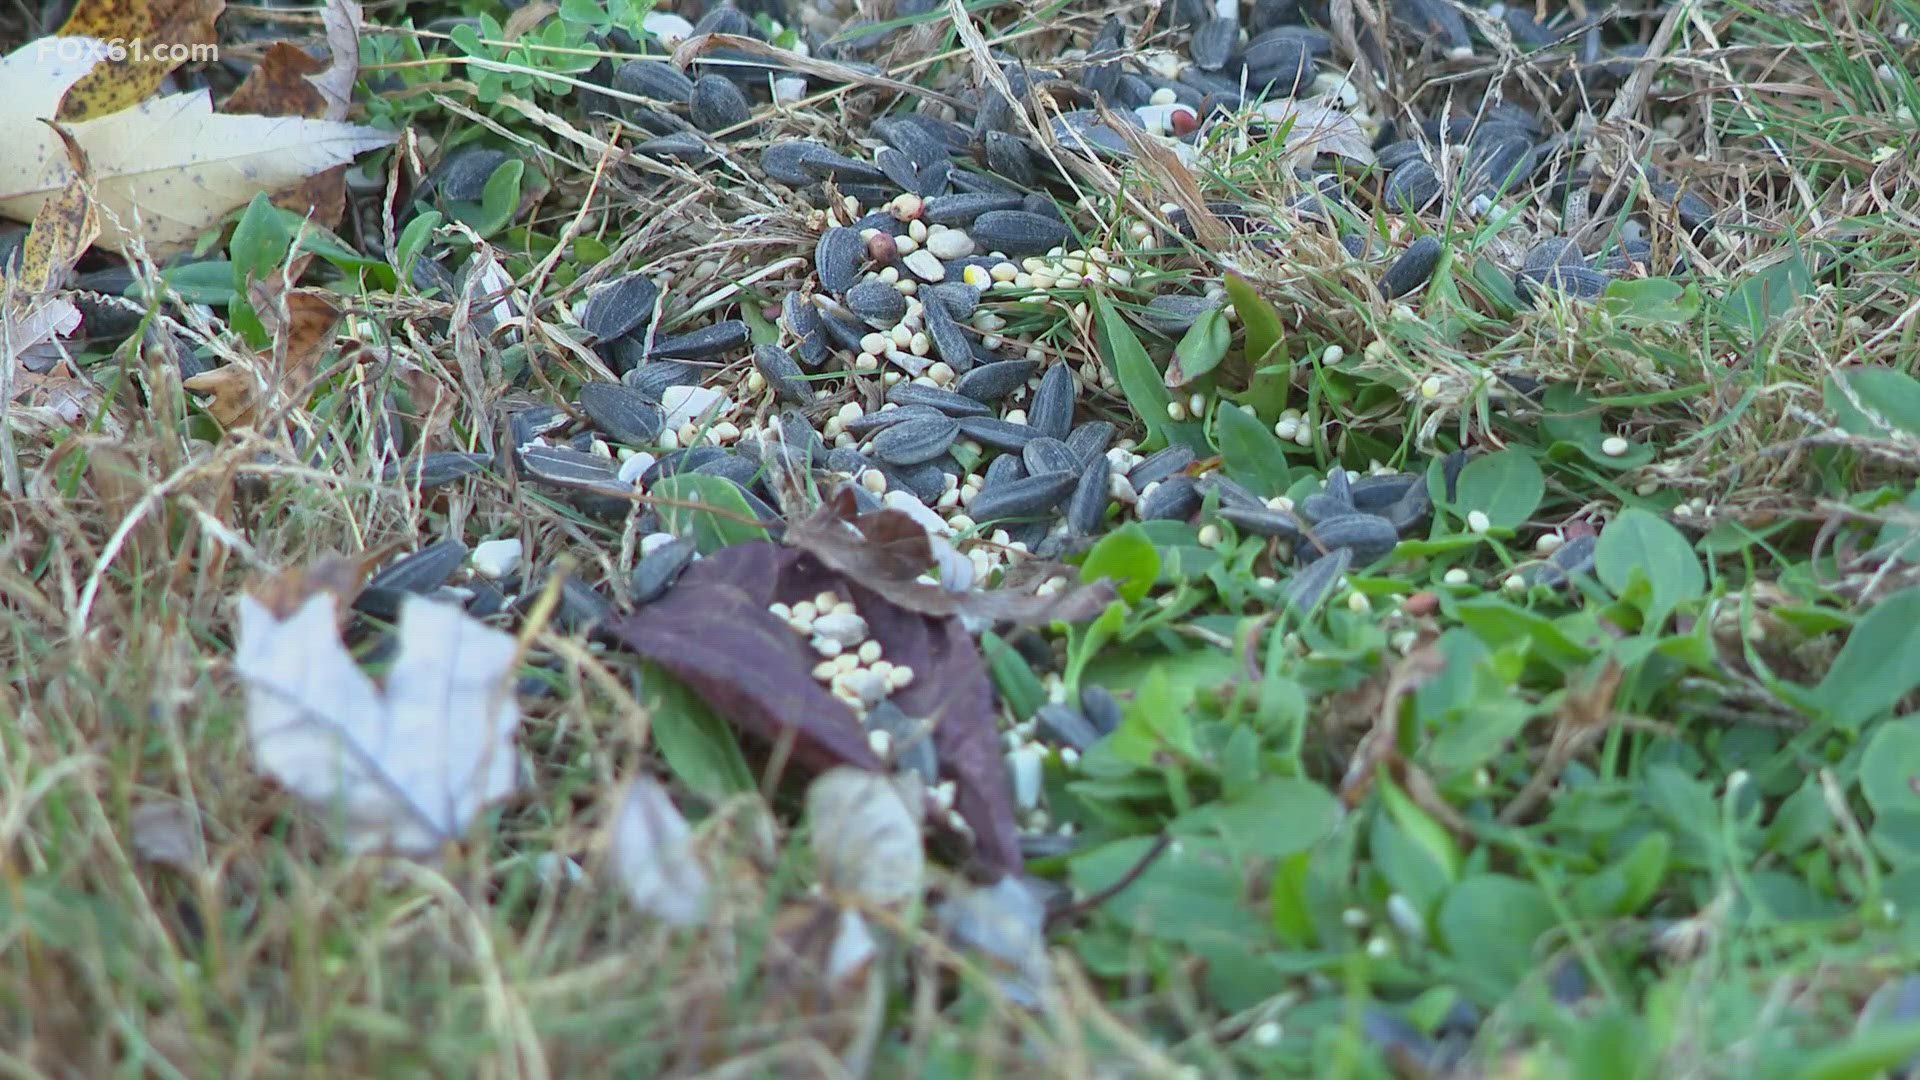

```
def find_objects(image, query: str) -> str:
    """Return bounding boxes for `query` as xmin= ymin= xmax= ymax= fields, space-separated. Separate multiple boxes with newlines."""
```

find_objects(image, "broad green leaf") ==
xmin=1213 ymin=403 xmax=1293 ymax=494
xmin=1223 ymin=272 xmax=1285 ymax=364
xmin=1594 ymin=508 xmax=1704 ymax=627
xmin=1172 ymin=777 xmax=1341 ymax=859
xmin=152 ymin=259 xmax=236 ymax=306
xmin=395 ymin=211 xmax=444 ymax=285
xmin=1270 ymin=851 xmax=1318 ymax=947
xmin=642 ymin=662 xmax=754 ymax=799
xmin=1812 ymin=589 xmax=1920 ymax=728
xmin=1792 ymin=1025 xmax=1920 ymax=1080
xmin=652 ymin=473 xmax=769 ymax=553
xmin=1453 ymin=449 xmax=1543 ymax=528
xmin=1860 ymin=718 xmax=1920 ymax=823
xmin=1721 ymin=249 xmax=1813 ymax=340
xmin=1826 ymin=367 xmax=1920 ymax=442
xmin=1378 ymin=774 xmax=1462 ymax=883
xmin=980 ymin=631 xmax=1045 ymax=721
xmin=1094 ymin=292 xmax=1203 ymax=452
xmin=1437 ymin=875 xmax=1557 ymax=997
xmin=1167 ymin=307 xmax=1230 ymax=387
xmin=1069 ymin=836 xmax=1267 ymax=949
xmin=1081 ymin=525 xmax=1160 ymax=605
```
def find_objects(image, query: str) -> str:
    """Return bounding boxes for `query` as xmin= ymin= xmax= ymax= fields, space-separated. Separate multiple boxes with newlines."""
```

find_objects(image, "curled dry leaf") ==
xmin=0 ymin=38 xmax=395 ymax=256
xmin=1256 ymin=98 xmax=1375 ymax=165
xmin=129 ymin=798 xmax=209 ymax=874
xmin=220 ymin=0 xmax=368 ymax=226
xmin=234 ymin=591 xmax=522 ymax=855
xmin=610 ymin=777 xmax=711 ymax=927
xmin=609 ymin=541 xmax=1026 ymax=877
xmin=54 ymin=0 xmax=226 ymax=121
xmin=807 ymin=767 xmax=925 ymax=907
xmin=16 ymin=122 xmax=99 ymax=294
xmin=185 ymin=285 xmax=342 ymax=429
xmin=787 ymin=487 xmax=1118 ymax=626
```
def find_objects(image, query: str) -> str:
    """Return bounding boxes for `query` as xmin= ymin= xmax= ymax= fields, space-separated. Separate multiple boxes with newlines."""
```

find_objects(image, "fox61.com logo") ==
xmin=37 ymin=37 xmax=218 ymax=65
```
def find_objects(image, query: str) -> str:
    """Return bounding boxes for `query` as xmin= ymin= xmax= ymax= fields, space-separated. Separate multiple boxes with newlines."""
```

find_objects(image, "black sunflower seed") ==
xmin=845 ymin=280 xmax=908 ymax=327
xmin=798 ymin=148 xmax=891 ymax=185
xmin=1349 ymin=473 xmax=1419 ymax=512
xmin=1028 ymin=363 xmax=1075 ymax=439
xmin=1218 ymin=504 xmax=1305 ymax=542
xmin=1190 ymin=16 xmax=1240 ymax=70
xmin=1381 ymin=481 xmax=1433 ymax=535
xmin=357 ymin=540 xmax=471 ymax=618
xmin=1138 ymin=475 xmax=1201 ymax=521
xmin=650 ymin=319 xmax=749 ymax=359
xmin=579 ymin=272 xmax=659 ymax=342
xmin=956 ymin=358 xmax=1036 ymax=403
xmin=921 ymin=298 xmax=975 ymax=373
xmin=1139 ymin=294 xmax=1221 ymax=334
xmin=878 ymin=458 xmax=948 ymax=503
xmin=955 ymin=414 xmax=1037 ymax=451
xmin=1065 ymin=454 xmax=1112 ymax=535
xmin=815 ymin=227 xmax=864 ymax=296
xmin=968 ymin=210 xmax=1070 ymax=256
xmin=1065 ymin=420 xmax=1116 ymax=463
xmin=983 ymin=452 xmax=1027 ymax=487
xmin=634 ymin=132 xmax=717 ymax=165
xmin=921 ymin=282 xmax=981 ymax=321
xmin=886 ymin=382 xmax=994 ymax=418
xmin=1285 ymin=546 xmax=1351 ymax=611
xmin=1127 ymin=444 xmax=1196 ymax=488
xmin=752 ymin=343 xmax=811 ymax=404
xmin=384 ymin=451 xmax=492 ymax=488
xmin=782 ymin=290 xmax=821 ymax=335
xmin=1198 ymin=473 xmax=1266 ymax=511
xmin=612 ymin=58 xmax=695 ymax=103
xmin=1034 ymin=702 xmax=1103 ymax=751
xmin=763 ymin=140 xmax=835 ymax=185
xmin=1381 ymin=236 xmax=1443 ymax=300
xmin=688 ymin=74 xmax=752 ymax=133
xmin=870 ymin=415 xmax=961 ymax=465
xmin=1304 ymin=513 xmax=1399 ymax=566
xmin=921 ymin=192 xmax=1024 ymax=227
xmin=1022 ymin=437 xmax=1079 ymax=476
xmin=580 ymin=382 xmax=666 ymax=445
xmin=1243 ymin=36 xmax=1314 ymax=96
xmin=631 ymin=537 xmax=697 ymax=604
xmin=510 ymin=406 xmax=568 ymax=446
xmin=969 ymin=469 xmax=1077 ymax=521
xmin=982 ymin=131 xmax=1036 ymax=188
xmin=622 ymin=359 xmax=702 ymax=399
xmin=845 ymin=403 xmax=945 ymax=437
xmin=519 ymin=445 xmax=626 ymax=491
xmin=1385 ymin=159 xmax=1443 ymax=212
xmin=1517 ymin=264 xmax=1611 ymax=301
xmin=871 ymin=115 xmax=949 ymax=170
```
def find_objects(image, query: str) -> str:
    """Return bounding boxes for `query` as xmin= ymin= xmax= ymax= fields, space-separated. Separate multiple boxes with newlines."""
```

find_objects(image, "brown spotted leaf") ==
xmin=56 ymin=0 xmax=226 ymax=122
xmin=16 ymin=122 xmax=98 ymax=294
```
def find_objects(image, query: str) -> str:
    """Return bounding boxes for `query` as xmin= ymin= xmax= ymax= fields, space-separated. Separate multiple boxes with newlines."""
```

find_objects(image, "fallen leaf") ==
xmin=1 ymin=297 xmax=82 ymax=368
xmin=220 ymin=0 xmax=364 ymax=227
xmin=610 ymin=777 xmax=711 ymax=927
xmin=936 ymin=875 xmax=1052 ymax=1007
xmin=1255 ymin=98 xmax=1376 ymax=165
xmin=0 ymin=37 xmax=395 ymax=256
xmin=185 ymin=283 xmax=342 ymax=428
xmin=234 ymin=591 xmax=523 ymax=855
xmin=807 ymin=767 xmax=924 ymax=907
xmin=55 ymin=0 xmax=226 ymax=122
xmin=607 ymin=540 xmax=1025 ymax=877
xmin=16 ymin=122 xmax=99 ymax=293
xmin=787 ymin=488 xmax=1118 ymax=627
xmin=181 ymin=364 xmax=261 ymax=429
xmin=308 ymin=0 xmax=365 ymax=123
xmin=245 ymin=548 xmax=395 ymax=621
xmin=129 ymin=797 xmax=209 ymax=873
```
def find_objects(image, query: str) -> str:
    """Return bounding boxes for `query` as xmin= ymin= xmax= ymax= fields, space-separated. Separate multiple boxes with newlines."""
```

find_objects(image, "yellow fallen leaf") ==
xmin=54 ymin=0 xmax=225 ymax=121
xmin=0 ymin=37 xmax=395 ymax=257
xmin=15 ymin=121 xmax=99 ymax=294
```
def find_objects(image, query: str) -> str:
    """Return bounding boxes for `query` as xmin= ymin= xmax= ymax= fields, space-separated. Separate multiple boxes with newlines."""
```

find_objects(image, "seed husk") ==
xmin=634 ymin=132 xmax=716 ymax=166
xmin=580 ymin=381 xmax=666 ymax=445
xmin=1065 ymin=454 xmax=1112 ymax=535
xmin=870 ymin=415 xmax=961 ymax=465
xmin=1064 ymin=420 xmax=1116 ymax=464
xmin=579 ymin=272 xmax=660 ymax=342
xmin=631 ymin=537 xmax=697 ymax=604
xmin=357 ymin=540 xmax=470 ymax=618
xmin=1385 ymin=159 xmax=1442 ymax=213
xmin=650 ymin=319 xmax=750 ymax=359
xmin=519 ymin=445 xmax=627 ymax=492
xmin=845 ymin=280 xmax=909 ymax=327
xmin=968 ymin=210 xmax=1070 ymax=256
xmin=623 ymin=359 xmax=703 ymax=399
xmin=1380 ymin=235 xmax=1442 ymax=300
xmin=1198 ymin=473 xmax=1266 ymax=511
xmin=968 ymin=469 xmax=1078 ymax=521
xmin=763 ymin=140 xmax=835 ymax=185
xmin=1304 ymin=512 xmax=1399 ymax=566
xmin=955 ymin=414 xmax=1037 ymax=452
xmin=815 ymin=227 xmax=864 ymax=296
xmin=956 ymin=358 xmax=1037 ymax=403
xmin=1022 ymin=437 xmax=1079 ymax=476
xmin=845 ymin=403 xmax=945 ymax=437
xmin=1381 ymin=481 xmax=1433 ymax=535
xmin=1285 ymin=546 xmax=1351 ymax=612
xmin=1138 ymin=475 xmax=1201 ymax=521
xmin=923 ymin=299 xmax=976 ymax=372
xmin=921 ymin=192 xmax=1024 ymax=226
xmin=798 ymin=148 xmax=891 ymax=185
xmin=1127 ymin=444 xmax=1196 ymax=488
xmin=1139 ymin=294 xmax=1221 ymax=334
xmin=752 ymin=343 xmax=811 ymax=404
xmin=1028 ymin=363 xmax=1076 ymax=440
xmin=1190 ymin=16 xmax=1239 ymax=70
xmin=1349 ymin=473 xmax=1419 ymax=512
xmin=886 ymin=382 xmax=995 ymax=418
xmin=386 ymin=451 xmax=493 ymax=489
xmin=1218 ymin=504 xmax=1306 ymax=542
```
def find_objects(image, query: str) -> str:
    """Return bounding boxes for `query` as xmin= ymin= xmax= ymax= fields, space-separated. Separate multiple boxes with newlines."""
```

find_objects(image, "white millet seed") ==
xmin=1466 ymin=509 xmax=1491 ymax=533
xmin=1601 ymin=436 xmax=1631 ymax=457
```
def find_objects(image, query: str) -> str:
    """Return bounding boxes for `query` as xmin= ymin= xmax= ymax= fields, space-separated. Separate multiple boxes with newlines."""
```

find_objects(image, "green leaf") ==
xmin=1812 ymin=589 xmax=1920 ymax=728
xmin=1826 ymin=367 xmax=1920 ymax=442
xmin=1080 ymin=524 xmax=1159 ymax=605
xmin=981 ymin=631 xmax=1046 ymax=721
xmin=1213 ymin=403 xmax=1293 ymax=494
xmin=1166 ymin=306 xmax=1230 ymax=387
xmin=642 ymin=662 xmax=754 ymax=799
xmin=151 ymin=260 xmax=236 ymax=305
xmin=1861 ymin=717 xmax=1920 ymax=823
xmin=1593 ymin=508 xmax=1705 ymax=628
xmin=1270 ymin=851 xmax=1318 ymax=947
xmin=1094 ymin=292 xmax=1202 ymax=452
xmin=1172 ymin=777 xmax=1340 ymax=859
xmin=1721 ymin=249 xmax=1813 ymax=340
xmin=395 ymin=211 xmax=445 ymax=287
xmin=1453 ymin=449 xmax=1543 ymax=528
xmin=1437 ymin=875 xmax=1557 ymax=996
xmin=467 ymin=158 xmax=525 ymax=238
xmin=1223 ymin=272 xmax=1285 ymax=365
xmin=1792 ymin=1024 xmax=1920 ymax=1080
xmin=652 ymin=473 xmax=769 ymax=553
xmin=1069 ymin=836 xmax=1267 ymax=949
xmin=1378 ymin=774 xmax=1462 ymax=884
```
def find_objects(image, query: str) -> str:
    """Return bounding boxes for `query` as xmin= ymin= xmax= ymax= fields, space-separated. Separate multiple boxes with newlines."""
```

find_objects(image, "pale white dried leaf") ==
xmin=311 ymin=0 xmax=365 ymax=122
xmin=609 ymin=777 xmax=711 ymax=927
xmin=235 ymin=592 xmax=522 ymax=855
xmin=2 ymin=297 xmax=81 ymax=365
xmin=0 ymin=38 xmax=395 ymax=256
xmin=129 ymin=798 xmax=208 ymax=873
xmin=936 ymin=875 xmax=1052 ymax=1008
xmin=1256 ymin=98 xmax=1375 ymax=165
xmin=806 ymin=767 xmax=924 ymax=907
xmin=825 ymin=908 xmax=878 ymax=986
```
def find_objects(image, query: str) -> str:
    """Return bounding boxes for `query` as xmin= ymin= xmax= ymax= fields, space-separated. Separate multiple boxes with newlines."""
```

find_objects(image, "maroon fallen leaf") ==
xmin=787 ymin=488 xmax=1118 ymax=626
xmin=607 ymin=543 xmax=884 ymax=776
